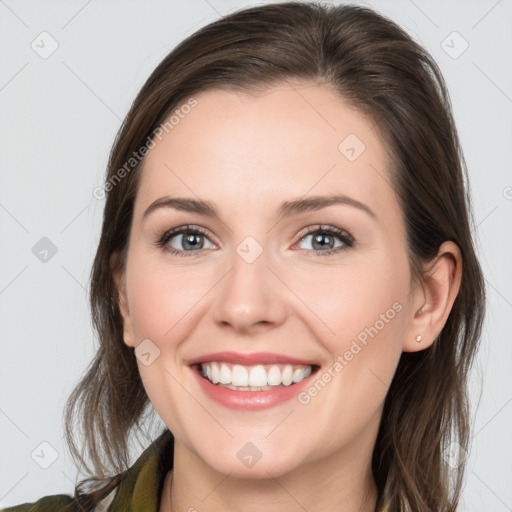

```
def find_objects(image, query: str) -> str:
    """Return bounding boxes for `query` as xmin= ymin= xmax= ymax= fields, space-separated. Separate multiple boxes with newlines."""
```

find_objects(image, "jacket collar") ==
xmin=104 ymin=428 xmax=174 ymax=511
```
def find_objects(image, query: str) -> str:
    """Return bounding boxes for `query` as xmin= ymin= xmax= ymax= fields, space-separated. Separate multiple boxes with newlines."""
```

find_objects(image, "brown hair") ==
xmin=63 ymin=2 xmax=485 ymax=510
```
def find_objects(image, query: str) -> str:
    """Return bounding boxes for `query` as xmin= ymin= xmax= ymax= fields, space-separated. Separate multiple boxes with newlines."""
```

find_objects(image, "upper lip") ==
xmin=188 ymin=351 xmax=318 ymax=366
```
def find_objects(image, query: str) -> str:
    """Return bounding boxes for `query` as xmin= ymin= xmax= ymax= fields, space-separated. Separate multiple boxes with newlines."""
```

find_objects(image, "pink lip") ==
xmin=191 ymin=365 xmax=318 ymax=411
xmin=187 ymin=351 xmax=318 ymax=366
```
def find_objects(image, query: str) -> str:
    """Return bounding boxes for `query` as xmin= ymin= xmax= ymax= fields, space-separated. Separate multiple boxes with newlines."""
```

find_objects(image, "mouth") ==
xmin=188 ymin=351 xmax=322 ymax=410
xmin=194 ymin=362 xmax=320 ymax=391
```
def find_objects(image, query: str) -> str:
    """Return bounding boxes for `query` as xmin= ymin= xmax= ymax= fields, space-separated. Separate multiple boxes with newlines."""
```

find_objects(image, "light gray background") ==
xmin=0 ymin=0 xmax=511 ymax=510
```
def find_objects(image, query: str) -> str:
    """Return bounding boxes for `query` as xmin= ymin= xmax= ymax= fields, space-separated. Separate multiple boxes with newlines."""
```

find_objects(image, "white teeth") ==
xmin=219 ymin=363 xmax=231 ymax=384
xmin=199 ymin=361 xmax=314 ymax=389
xmin=248 ymin=365 xmax=267 ymax=387
xmin=231 ymin=365 xmax=249 ymax=386
xmin=292 ymin=367 xmax=303 ymax=383
xmin=211 ymin=362 xmax=220 ymax=384
xmin=282 ymin=365 xmax=293 ymax=386
xmin=267 ymin=365 xmax=282 ymax=386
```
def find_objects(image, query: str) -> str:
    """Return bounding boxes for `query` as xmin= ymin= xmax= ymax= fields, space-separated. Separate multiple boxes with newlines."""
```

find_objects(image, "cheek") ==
xmin=124 ymin=257 xmax=212 ymax=436
xmin=294 ymin=259 xmax=408 ymax=347
xmin=126 ymin=256 xmax=209 ymax=346
xmin=288 ymin=263 xmax=407 ymax=442
xmin=291 ymin=256 xmax=409 ymax=409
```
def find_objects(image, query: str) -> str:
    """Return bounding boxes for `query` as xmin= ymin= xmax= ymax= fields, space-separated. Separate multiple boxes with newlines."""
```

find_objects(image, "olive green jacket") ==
xmin=1 ymin=428 xmax=174 ymax=512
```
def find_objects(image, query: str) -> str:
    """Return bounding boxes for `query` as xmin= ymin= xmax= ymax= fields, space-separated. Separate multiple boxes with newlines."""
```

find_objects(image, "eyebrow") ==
xmin=142 ymin=194 xmax=376 ymax=221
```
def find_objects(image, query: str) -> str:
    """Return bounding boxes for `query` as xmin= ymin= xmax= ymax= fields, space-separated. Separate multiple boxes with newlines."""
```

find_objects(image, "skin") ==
xmin=112 ymin=81 xmax=462 ymax=511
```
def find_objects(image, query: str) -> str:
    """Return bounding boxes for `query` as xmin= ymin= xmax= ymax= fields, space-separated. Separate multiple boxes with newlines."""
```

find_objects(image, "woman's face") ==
xmin=115 ymin=82 xmax=418 ymax=478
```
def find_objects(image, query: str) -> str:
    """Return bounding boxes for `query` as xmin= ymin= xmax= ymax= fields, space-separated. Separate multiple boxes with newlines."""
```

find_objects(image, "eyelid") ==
xmin=294 ymin=224 xmax=354 ymax=244
xmin=156 ymin=223 xmax=355 ymax=256
xmin=157 ymin=224 xmax=217 ymax=248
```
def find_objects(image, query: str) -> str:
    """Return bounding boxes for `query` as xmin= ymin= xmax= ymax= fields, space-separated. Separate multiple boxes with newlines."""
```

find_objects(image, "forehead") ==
xmin=134 ymin=82 xmax=398 ymax=224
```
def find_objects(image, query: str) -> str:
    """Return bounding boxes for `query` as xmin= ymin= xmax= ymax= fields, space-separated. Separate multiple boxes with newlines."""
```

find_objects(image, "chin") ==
xmin=196 ymin=441 xmax=307 ymax=480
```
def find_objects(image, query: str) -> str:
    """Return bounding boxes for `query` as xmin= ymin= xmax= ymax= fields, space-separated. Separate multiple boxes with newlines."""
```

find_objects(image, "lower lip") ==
xmin=192 ymin=365 xmax=318 ymax=411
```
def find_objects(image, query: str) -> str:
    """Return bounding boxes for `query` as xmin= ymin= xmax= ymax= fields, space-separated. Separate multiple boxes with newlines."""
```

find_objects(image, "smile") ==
xmin=188 ymin=351 xmax=321 ymax=410
xmin=199 ymin=362 xmax=313 ymax=390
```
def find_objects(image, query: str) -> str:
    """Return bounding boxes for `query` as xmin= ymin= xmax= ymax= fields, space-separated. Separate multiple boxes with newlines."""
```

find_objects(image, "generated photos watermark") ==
xmin=298 ymin=301 xmax=403 ymax=405
xmin=93 ymin=97 xmax=198 ymax=200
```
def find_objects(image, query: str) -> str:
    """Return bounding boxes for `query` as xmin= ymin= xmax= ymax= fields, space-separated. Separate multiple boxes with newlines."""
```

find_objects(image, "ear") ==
xmin=110 ymin=251 xmax=136 ymax=348
xmin=403 ymin=241 xmax=462 ymax=352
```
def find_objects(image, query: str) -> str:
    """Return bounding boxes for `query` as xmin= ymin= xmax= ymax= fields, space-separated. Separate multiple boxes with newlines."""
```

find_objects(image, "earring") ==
xmin=415 ymin=335 xmax=422 ymax=343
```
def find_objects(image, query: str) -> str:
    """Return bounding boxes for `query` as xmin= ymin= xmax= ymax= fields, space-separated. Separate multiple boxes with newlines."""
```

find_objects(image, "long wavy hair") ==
xmin=63 ymin=2 xmax=486 ymax=510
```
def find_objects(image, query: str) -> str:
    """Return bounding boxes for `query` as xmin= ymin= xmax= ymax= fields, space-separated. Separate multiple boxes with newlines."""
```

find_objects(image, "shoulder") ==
xmin=0 ymin=494 xmax=81 ymax=512
xmin=0 ymin=491 xmax=115 ymax=512
xmin=2 ymin=428 xmax=173 ymax=512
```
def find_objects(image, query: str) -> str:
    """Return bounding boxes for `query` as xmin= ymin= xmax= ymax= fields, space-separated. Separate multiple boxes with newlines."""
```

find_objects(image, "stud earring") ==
xmin=415 ymin=335 xmax=422 ymax=343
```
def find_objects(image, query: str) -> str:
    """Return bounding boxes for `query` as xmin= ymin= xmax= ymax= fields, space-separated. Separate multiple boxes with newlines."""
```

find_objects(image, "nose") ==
xmin=211 ymin=246 xmax=288 ymax=335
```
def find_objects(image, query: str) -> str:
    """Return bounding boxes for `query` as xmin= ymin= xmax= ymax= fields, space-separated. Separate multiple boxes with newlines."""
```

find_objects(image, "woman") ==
xmin=2 ymin=1 xmax=485 ymax=511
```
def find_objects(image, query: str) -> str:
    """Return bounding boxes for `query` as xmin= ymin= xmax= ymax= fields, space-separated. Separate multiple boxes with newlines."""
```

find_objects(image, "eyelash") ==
xmin=155 ymin=224 xmax=355 ymax=258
